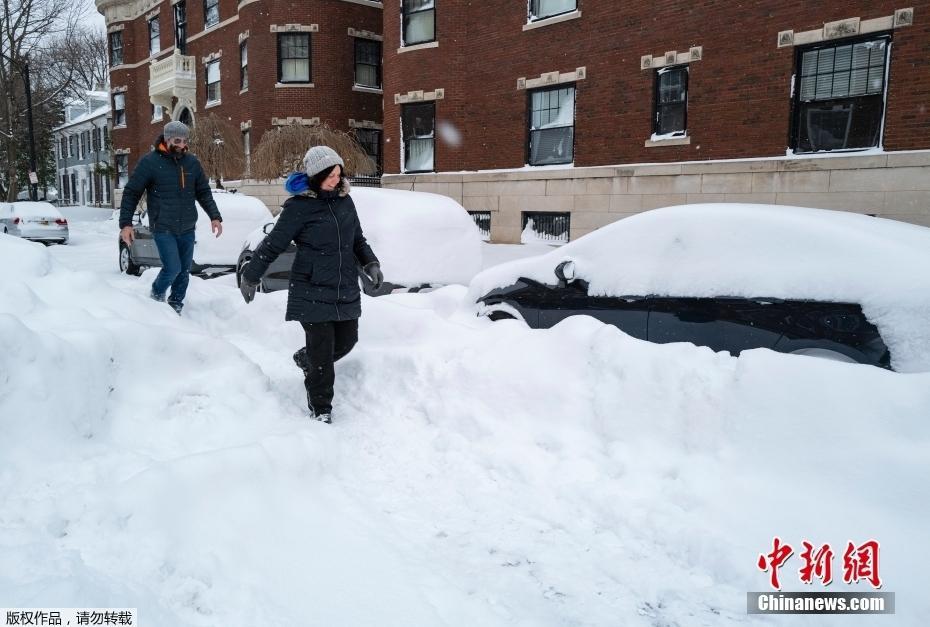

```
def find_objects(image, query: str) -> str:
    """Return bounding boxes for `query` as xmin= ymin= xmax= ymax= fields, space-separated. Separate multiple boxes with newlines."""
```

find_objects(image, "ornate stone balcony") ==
xmin=149 ymin=51 xmax=197 ymax=113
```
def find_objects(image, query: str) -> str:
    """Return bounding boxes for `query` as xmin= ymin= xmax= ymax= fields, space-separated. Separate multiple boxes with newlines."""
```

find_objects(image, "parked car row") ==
xmin=0 ymin=201 xmax=69 ymax=245
xmin=112 ymin=187 xmax=930 ymax=371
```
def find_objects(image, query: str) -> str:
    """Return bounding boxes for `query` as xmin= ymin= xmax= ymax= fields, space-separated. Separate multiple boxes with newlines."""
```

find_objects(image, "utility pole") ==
xmin=21 ymin=58 xmax=39 ymax=201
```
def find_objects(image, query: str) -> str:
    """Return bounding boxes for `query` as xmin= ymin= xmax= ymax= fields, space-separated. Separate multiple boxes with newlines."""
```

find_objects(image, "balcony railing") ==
xmin=149 ymin=51 xmax=197 ymax=110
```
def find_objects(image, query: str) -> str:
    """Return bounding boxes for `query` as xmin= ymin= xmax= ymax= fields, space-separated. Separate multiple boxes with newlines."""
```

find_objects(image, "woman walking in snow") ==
xmin=239 ymin=146 xmax=382 ymax=424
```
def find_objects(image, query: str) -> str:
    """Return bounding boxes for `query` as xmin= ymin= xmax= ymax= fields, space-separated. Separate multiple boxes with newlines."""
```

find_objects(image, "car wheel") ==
xmin=119 ymin=243 xmax=142 ymax=276
xmin=790 ymin=348 xmax=859 ymax=364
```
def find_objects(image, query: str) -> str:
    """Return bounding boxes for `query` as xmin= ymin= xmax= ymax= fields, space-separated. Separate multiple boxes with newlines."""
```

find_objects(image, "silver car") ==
xmin=0 ymin=201 xmax=69 ymax=245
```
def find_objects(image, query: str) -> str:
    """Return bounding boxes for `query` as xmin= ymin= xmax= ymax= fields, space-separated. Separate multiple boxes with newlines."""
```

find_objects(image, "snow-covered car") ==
xmin=16 ymin=188 xmax=58 ymax=203
xmin=469 ymin=204 xmax=930 ymax=372
xmin=236 ymin=187 xmax=482 ymax=295
xmin=0 ymin=201 xmax=69 ymax=244
xmin=118 ymin=190 xmax=273 ymax=276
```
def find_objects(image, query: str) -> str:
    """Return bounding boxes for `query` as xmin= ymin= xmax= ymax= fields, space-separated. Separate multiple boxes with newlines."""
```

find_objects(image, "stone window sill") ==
xmin=205 ymin=100 xmax=222 ymax=109
xmin=398 ymin=41 xmax=438 ymax=54
xmin=275 ymin=83 xmax=315 ymax=88
xmin=523 ymin=10 xmax=581 ymax=31
xmin=352 ymin=85 xmax=383 ymax=94
xmin=645 ymin=135 xmax=691 ymax=147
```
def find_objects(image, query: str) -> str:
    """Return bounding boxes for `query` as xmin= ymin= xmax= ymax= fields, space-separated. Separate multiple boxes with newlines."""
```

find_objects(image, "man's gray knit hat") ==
xmin=164 ymin=121 xmax=190 ymax=141
xmin=303 ymin=145 xmax=344 ymax=177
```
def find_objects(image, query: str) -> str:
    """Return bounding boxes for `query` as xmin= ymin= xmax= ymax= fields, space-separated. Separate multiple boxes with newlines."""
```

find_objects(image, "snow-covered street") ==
xmin=1 ymin=209 xmax=928 ymax=626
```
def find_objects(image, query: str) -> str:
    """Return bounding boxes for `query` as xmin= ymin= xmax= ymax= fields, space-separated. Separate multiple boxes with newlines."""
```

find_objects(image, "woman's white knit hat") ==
xmin=303 ymin=145 xmax=345 ymax=177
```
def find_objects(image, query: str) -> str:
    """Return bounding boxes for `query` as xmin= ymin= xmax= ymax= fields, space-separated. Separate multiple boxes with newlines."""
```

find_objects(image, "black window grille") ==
xmin=791 ymin=35 xmax=889 ymax=153
xmin=529 ymin=0 xmax=576 ymax=21
xmin=148 ymin=17 xmax=160 ymax=56
xmin=354 ymin=39 xmax=381 ymax=89
xmin=354 ymin=128 xmax=382 ymax=174
xmin=278 ymin=34 xmax=311 ymax=83
xmin=347 ymin=175 xmax=382 ymax=188
xmin=468 ymin=211 xmax=491 ymax=241
xmin=402 ymin=0 xmax=435 ymax=46
xmin=402 ymin=102 xmax=435 ymax=173
xmin=654 ymin=65 xmax=687 ymax=136
xmin=203 ymin=0 xmax=219 ymax=28
xmin=522 ymin=212 xmax=570 ymax=243
xmin=528 ymin=85 xmax=574 ymax=166
xmin=205 ymin=60 xmax=220 ymax=103
xmin=109 ymin=32 xmax=123 ymax=66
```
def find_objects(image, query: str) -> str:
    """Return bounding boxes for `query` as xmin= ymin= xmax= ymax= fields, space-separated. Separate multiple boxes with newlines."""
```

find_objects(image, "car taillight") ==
xmin=12 ymin=217 xmax=19 ymax=224
xmin=55 ymin=218 xmax=68 ymax=225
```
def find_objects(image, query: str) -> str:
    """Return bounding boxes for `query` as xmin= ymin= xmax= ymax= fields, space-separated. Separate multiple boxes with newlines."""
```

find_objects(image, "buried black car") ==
xmin=471 ymin=204 xmax=930 ymax=371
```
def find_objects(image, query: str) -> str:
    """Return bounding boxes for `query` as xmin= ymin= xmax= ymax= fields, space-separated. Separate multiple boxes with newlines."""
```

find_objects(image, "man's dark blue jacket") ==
xmin=118 ymin=136 xmax=222 ymax=233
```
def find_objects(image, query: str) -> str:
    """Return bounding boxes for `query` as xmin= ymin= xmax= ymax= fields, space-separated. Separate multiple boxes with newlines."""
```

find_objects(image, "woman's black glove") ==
xmin=240 ymin=275 xmax=259 ymax=304
xmin=364 ymin=262 xmax=383 ymax=290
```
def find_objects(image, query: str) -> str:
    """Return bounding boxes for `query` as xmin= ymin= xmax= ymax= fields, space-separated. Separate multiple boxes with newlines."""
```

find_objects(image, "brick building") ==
xmin=95 ymin=0 xmax=384 ymax=205
xmin=381 ymin=2 xmax=930 ymax=242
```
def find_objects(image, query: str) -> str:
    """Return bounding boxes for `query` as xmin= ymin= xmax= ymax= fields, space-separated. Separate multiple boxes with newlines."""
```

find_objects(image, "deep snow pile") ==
xmin=2 ymin=228 xmax=929 ymax=626
xmin=469 ymin=204 xmax=930 ymax=372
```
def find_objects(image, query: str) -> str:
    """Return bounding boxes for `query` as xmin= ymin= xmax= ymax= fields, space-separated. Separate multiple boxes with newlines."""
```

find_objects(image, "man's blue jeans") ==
xmin=151 ymin=230 xmax=196 ymax=306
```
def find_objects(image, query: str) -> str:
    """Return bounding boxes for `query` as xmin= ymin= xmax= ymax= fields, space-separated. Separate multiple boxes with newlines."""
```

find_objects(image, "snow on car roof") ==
xmin=351 ymin=187 xmax=482 ymax=286
xmin=12 ymin=202 xmax=63 ymax=218
xmin=198 ymin=191 xmax=271 ymax=222
xmin=468 ymin=203 xmax=930 ymax=372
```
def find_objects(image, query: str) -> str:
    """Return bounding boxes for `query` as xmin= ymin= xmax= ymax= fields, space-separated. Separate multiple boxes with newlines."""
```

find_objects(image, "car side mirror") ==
xmin=555 ymin=260 xmax=576 ymax=285
xmin=262 ymin=222 xmax=274 ymax=235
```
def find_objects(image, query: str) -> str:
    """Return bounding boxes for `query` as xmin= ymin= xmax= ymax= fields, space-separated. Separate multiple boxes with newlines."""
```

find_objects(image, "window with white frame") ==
xmin=529 ymin=0 xmax=576 ymax=21
xmin=149 ymin=17 xmax=161 ymax=56
xmin=791 ymin=35 xmax=890 ymax=153
xmin=109 ymin=32 xmax=123 ymax=66
xmin=113 ymin=93 xmax=126 ymax=126
xmin=354 ymin=39 xmax=381 ymax=88
xmin=654 ymin=65 xmax=688 ymax=136
xmin=402 ymin=102 xmax=434 ymax=173
xmin=205 ymin=60 xmax=221 ymax=103
xmin=278 ymin=34 xmax=310 ymax=83
xmin=152 ymin=104 xmax=164 ymax=121
xmin=527 ymin=84 xmax=574 ymax=165
xmin=203 ymin=0 xmax=219 ymax=29
xmin=402 ymin=0 xmax=435 ymax=46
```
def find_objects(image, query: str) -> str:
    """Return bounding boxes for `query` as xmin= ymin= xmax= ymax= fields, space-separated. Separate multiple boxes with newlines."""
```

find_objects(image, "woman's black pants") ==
xmin=299 ymin=319 xmax=359 ymax=415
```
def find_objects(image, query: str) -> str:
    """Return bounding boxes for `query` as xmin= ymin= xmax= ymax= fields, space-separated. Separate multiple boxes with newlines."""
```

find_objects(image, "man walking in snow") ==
xmin=118 ymin=121 xmax=223 ymax=314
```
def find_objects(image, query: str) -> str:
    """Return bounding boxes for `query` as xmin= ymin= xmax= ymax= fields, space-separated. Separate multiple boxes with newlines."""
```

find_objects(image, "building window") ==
xmin=402 ymin=0 xmax=435 ymax=46
xmin=152 ymin=104 xmax=164 ymax=121
xmin=115 ymin=155 xmax=128 ymax=188
xmin=205 ymin=60 xmax=221 ymax=103
xmin=242 ymin=129 xmax=250 ymax=176
xmin=203 ymin=0 xmax=219 ymax=29
xmin=59 ymin=137 xmax=67 ymax=159
xmin=148 ymin=17 xmax=161 ymax=56
xmin=278 ymin=34 xmax=310 ymax=83
xmin=354 ymin=39 xmax=381 ymax=89
xmin=174 ymin=1 xmax=188 ymax=54
xmin=354 ymin=128 xmax=382 ymax=174
xmin=402 ymin=102 xmax=434 ymax=173
xmin=529 ymin=0 xmax=576 ymax=21
xmin=239 ymin=41 xmax=248 ymax=90
xmin=113 ymin=93 xmax=126 ymax=126
xmin=654 ymin=65 xmax=688 ymax=137
xmin=91 ymin=128 xmax=99 ymax=151
xmin=109 ymin=32 xmax=123 ymax=66
xmin=79 ymin=133 xmax=86 ymax=160
xmin=527 ymin=84 xmax=574 ymax=166
xmin=792 ymin=35 xmax=889 ymax=153
xmin=69 ymin=135 xmax=77 ymax=157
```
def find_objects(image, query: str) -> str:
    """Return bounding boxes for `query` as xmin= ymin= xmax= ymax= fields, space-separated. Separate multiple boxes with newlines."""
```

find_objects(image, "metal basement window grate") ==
xmin=347 ymin=176 xmax=381 ymax=188
xmin=468 ymin=211 xmax=491 ymax=241
xmin=522 ymin=211 xmax=570 ymax=243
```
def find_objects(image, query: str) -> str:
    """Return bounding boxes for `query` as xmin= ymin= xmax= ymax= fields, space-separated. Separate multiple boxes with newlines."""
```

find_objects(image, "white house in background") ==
xmin=53 ymin=91 xmax=112 ymax=206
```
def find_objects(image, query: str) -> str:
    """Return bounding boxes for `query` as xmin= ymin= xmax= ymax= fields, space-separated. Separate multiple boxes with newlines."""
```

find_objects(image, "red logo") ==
xmin=758 ymin=538 xmax=881 ymax=589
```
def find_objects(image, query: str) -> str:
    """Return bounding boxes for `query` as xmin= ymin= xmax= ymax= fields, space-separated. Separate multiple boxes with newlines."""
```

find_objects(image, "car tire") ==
xmin=119 ymin=242 xmax=142 ymax=276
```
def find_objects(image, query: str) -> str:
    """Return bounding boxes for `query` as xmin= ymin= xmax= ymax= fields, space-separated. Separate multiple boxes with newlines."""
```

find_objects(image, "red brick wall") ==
xmin=109 ymin=0 xmax=382 ymax=173
xmin=382 ymin=0 xmax=930 ymax=174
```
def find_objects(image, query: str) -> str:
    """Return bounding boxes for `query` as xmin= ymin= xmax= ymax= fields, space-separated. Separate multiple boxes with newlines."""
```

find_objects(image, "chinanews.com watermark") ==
xmin=750 ymin=537 xmax=895 ymax=615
